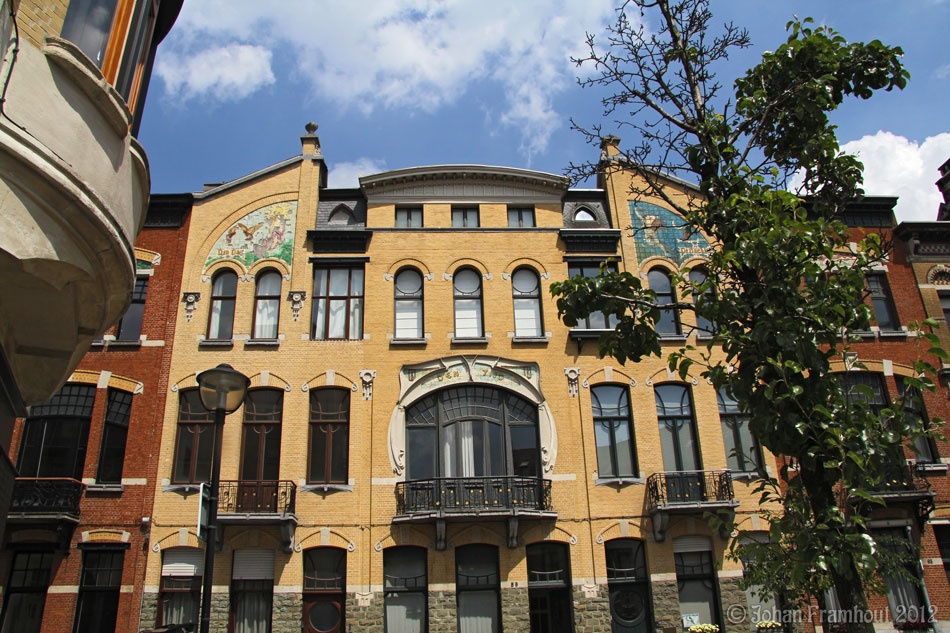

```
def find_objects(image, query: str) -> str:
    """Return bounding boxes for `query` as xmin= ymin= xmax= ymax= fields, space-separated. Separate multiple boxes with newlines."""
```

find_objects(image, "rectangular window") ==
xmin=605 ymin=539 xmax=652 ymax=633
xmin=675 ymin=546 xmax=721 ymax=629
xmin=897 ymin=377 xmax=937 ymax=463
xmin=0 ymin=551 xmax=53 ymax=633
xmin=312 ymin=266 xmax=364 ymax=340
xmin=116 ymin=276 xmax=148 ymax=341
xmin=18 ymin=384 xmax=95 ymax=480
xmin=507 ymin=206 xmax=535 ymax=227
xmin=96 ymin=389 xmax=133 ymax=484
xmin=114 ymin=0 xmax=157 ymax=101
xmin=396 ymin=207 xmax=423 ymax=228
xmin=309 ymin=390 xmax=350 ymax=484
xmin=231 ymin=550 xmax=274 ymax=633
xmin=940 ymin=292 xmax=950 ymax=330
xmin=867 ymin=273 xmax=899 ymax=331
xmin=568 ymin=261 xmax=619 ymax=329
xmin=527 ymin=543 xmax=572 ymax=633
xmin=159 ymin=548 xmax=202 ymax=631
xmin=717 ymin=389 xmax=761 ymax=473
xmin=384 ymin=547 xmax=427 ymax=633
xmin=874 ymin=529 xmax=927 ymax=626
xmin=73 ymin=549 xmax=124 ymax=633
xmin=457 ymin=545 xmax=500 ymax=633
xmin=172 ymin=390 xmax=215 ymax=484
xmin=591 ymin=385 xmax=637 ymax=478
xmin=452 ymin=208 xmax=479 ymax=228
xmin=934 ymin=525 xmax=950 ymax=585
xmin=60 ymin=0 xmax=120 ymax=67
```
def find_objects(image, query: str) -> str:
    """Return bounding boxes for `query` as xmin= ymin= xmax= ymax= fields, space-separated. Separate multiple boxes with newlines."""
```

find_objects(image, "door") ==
xmin=239 ymin=390 xmax=282 ymax=512
xmin=656 ymin=385 xmax=703 ymax=503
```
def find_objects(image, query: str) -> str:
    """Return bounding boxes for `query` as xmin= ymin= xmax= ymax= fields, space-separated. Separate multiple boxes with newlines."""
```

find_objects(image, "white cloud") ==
xmin=156 ymin=0 xmax=616 ymax=161
xmin=936 ymin=64 xmax=950 ymax=80
xmin=156 ymin=44 xmax=275 ymax=102
xmin=842 ymin=131 xmax=950 ymax=222
xmin=330 ymin=158 xmax=388 ymax=188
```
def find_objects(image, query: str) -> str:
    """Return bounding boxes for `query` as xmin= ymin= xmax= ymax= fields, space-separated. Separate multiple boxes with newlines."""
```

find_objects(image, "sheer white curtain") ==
xmin=385 ymin=593 xmax=424 ymax=633
xmin=254 ymin=272 xmax=281 ymax=338
xmin=459 ymin=590 xmax=499 ymax=633
xmin=234 ymin=589 xmax=271 ymax=633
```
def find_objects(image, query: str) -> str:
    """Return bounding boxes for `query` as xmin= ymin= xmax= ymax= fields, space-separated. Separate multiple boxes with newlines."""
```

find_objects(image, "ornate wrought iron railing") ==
xmin=395 ymin=476 xmax=552 ymax=517
xmin=218 ymin=480 xmax=296 ymax=515
xmin=870 ymin=462 xmax=931 ymax=495
xmin=646 ymin=470 xmax=735 ymax=509
xmin=10 ymin=478 xmax=84 ymax=517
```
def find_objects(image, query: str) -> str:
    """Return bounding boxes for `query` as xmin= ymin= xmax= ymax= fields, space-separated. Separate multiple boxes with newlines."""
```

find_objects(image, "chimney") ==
xmin=937 ymin=157 xmax=950 ymax=221
xmin=600 ymin=135 xmax=621 ymax=158
xmin=301 ymin=121 xmax=322 ymax=156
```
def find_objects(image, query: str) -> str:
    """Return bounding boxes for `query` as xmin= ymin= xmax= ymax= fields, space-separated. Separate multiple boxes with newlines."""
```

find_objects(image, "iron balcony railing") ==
xmin=10 ymin=478 xmax=84 ymax=517
xmin=646 ymin=470 xmax=736 ymax=510
xmin=395 ymin=476 xmax=552 ymax=517
xmin=218 ymin=480 xmax=296 ymax=515
xmin=870 ymin=462 xmax=932 ymax=496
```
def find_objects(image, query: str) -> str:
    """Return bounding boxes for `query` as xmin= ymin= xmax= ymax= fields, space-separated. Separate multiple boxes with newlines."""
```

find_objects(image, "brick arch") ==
xmin=386 ymin=258 xmax=432 ymax=278
xmin=246 ymin=371 xmax=292 ymax=392
xmin=645 ymin=366 xmax=702 ymax=387
xmin=301 ymin=372 xmax=359 ymax=393
xmin=448 ymin=524 xmax=505 ymax=550
xmin=248 ymin=258 xmax=291 ymax=279
xmin=502 ymin=257 xmax=548 ymax=278
xmin=375 ymin=525 xmax=432 ymax=551
xmin=134 ymin=247 xmax=161 ymax=267
xmin=519 ymin=524 xmax=577 ymax=546
xmin=227 ymin=528 xmax=282 ymax=551
xmin=582 ymin=367 xmax=637 ymax=389
xmin=638 ymin=256 xmax=680 ymax=277
xmin=594 ymin=520 xmax=645 ymax=545
xmin=296 ymin=528 xmax=356 ymax=553
xmin=151 ymin=528 xmax=202 ymax=552
xmin=81 ymin=529 xmax=130 ymax=544
xmin=445 ymin=257 xmax=489 ymax=278
xmin=66 ymin=369 xmax=144 ymax=394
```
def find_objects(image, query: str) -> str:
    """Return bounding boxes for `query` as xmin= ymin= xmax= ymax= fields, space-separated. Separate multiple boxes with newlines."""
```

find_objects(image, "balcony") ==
xmin=646 ymin=470 xmax=739 ymax=541
xmin=7 ymin=478 xmax=85 ymax=548
xmin=865 ymin=462 xmax=935 ymax=522
xmin=394 ymin=476 xmax=555 ymax=550
xmin=216 ymin=480 xmax=297 ymax=552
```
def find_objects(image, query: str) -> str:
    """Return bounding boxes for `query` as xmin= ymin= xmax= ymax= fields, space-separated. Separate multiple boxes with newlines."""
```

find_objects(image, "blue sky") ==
xmin=138 ymin=0 xmax=950 ymax=222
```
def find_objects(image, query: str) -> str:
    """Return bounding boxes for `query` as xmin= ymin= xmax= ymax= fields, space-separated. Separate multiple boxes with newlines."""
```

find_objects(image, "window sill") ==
xmin=85 ymin=483 xmax=124 ymax=493
xmin=245 ymin=338 xmax=280 ymax=348
xmin=512 ymin=335 xmax=549 ymax=343
xmin=390 ymin=338 xmax=427 ymax=346
xmin=199 ymin=338 xmax=234 ymax=348
xmin=569 ymin=329 xmax=613 ymax=340
xmin=878 ymin=329 xmax=908 ymax=339
xmin=695 ymin=333 xmax=714 ymax=341
xmin=913 ymin=462 xmax=948 ymax=474
xmin=301 ymin=483 xmax=353 ymax=493
xmin=595 ymin=477 xmax=644 ymax=487
xmin=730 ymin=471 xmax=760 ymax=481
xmin=658 ymin=333 xmax=687 ymax=342
xmin=847 ymin=330 xmax=877 ymax=340
xmin=451 ymin=336 xmax=488 ymax=345
xmin=106 ymin=339 xmax=142 ymax=348
xmin=163 ymin=483 xmax=202 ymax=493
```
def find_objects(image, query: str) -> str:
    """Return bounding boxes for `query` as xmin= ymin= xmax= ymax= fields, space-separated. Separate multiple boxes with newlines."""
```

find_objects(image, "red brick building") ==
xmin=0 ymin=195 xmax=192 ymax=633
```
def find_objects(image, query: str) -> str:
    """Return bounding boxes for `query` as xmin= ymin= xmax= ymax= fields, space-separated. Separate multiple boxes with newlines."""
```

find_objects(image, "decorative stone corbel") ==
xmin=287 ymin=291 xmax=307 ymax=321
xmin=359 ymin=370 xmax=376 ymax=400
xmin=564 ymin=367 xmax=581 ymax=397
xmin=181 ymin=292 xmax=200 ymax=321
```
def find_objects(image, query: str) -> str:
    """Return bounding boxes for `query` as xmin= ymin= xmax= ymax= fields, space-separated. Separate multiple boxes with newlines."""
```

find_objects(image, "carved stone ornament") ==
xmin=181 ymin=292 xmax=200 ymax=321
xmin=564 ymin=367 xmax=581 ymax=397
xmin=928 ymin=265 xmax=950 ymax=285
xmin=359 ymin=370 xmax=376 ymax=400
xmin=287 ymin=290 xmax=307 ymax=321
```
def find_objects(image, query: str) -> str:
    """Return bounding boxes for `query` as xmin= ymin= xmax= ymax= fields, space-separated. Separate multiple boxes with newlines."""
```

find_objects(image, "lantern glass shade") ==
xmin=196 ymin=364 xmax=250 ymax=413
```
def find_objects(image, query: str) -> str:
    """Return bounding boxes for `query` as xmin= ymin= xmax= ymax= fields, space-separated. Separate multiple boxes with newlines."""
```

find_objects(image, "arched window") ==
xmin=511 ymin=268 xmax=542 ymax=337
xmin=309 ymin=388 xmax=350 ymax=484
xmin=405 ymin=386 xmax=540 ymax=481
xmin=574 ymin=207 xmax=595 ymax=222
xmin=648 ymin=267 xmax=680 ymax=335
xmin=384 ymin=547 xmax=427 ymax=633
xmin=591 ymin=385 xmax=637 ymax=478
xmin=394 ymin=268 xmax=424 ymax=340
xmin=527 ymin=542 xmax=573 ymax=632
xmin=717 ymin=388 xmax=761 ymax=473
xmin=456 ymin=544 xmax=500 ymax=632
xmin=253 ymin=270 xmax=282 ymax=339
xmin=453 ymin=268 xmax=483 ymax=338
xmin=605 ymin=539 xmax=652 ymax=633
xmin=655 ymin=384 xmax=701 ymax=502
xmin=688 ymin=267 xmax=713 ymax=335
xmin=172 ymin=389 xmax=215 ymax=484
xmin=328 ymin=206 xmax=356 ymax=225
xmin=17 ymin=383 xmax=95 ymax=480
xmin=207 ymin=269 xmax=237 ymax=340
xmin=303 ymin=547 xmax=347 ymax=633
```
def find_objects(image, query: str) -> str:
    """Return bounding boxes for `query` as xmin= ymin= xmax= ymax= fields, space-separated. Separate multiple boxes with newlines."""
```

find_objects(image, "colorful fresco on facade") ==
xmin=205 ymin=201 xmax=297 ymax=270
xmin=629 ymin=201 xmax=710 ymax=265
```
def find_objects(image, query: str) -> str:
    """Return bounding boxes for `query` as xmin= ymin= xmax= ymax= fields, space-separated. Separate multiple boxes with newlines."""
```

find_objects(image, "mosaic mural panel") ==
xmin=205 ymin=201 xmax=297 ymax=270
xmin=629 ymin=201 xmax=710 ymax=265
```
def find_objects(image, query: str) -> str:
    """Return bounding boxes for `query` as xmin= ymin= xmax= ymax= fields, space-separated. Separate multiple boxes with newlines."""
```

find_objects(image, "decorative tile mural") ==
xmin=205 ymin=201 xmax=297 ymax=271
xmin=629 ymin=201 xmax=710 ymax=265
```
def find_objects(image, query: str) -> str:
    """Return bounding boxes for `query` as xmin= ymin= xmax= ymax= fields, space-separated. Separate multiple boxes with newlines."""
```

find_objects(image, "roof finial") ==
xmin=305 ymin=122 xmax=318 ymax=134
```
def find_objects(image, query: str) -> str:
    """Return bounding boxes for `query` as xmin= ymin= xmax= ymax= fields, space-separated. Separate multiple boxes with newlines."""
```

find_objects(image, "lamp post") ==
xmin=196 ymin=363 xmax=249 ymax=633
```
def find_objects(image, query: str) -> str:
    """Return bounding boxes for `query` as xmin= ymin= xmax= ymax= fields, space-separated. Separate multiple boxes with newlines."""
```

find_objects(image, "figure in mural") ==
xmin=629 ymin=201 xmax=711 ymax=265
xmin=206 ymin=201 xmax=297 ymax=270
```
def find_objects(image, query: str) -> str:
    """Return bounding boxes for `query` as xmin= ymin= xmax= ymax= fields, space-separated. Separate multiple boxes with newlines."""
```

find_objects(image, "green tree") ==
xmin=554 ymin=1 xmax=943 ymax=630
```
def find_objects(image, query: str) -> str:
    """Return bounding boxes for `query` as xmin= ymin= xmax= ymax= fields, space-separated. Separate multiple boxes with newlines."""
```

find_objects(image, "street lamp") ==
xmin=196 ymin=363 xmax=249 ymax=633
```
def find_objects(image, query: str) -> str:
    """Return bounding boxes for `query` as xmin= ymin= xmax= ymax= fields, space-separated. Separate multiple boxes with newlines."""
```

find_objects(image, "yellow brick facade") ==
xmin=142 ymin=133 xmax=780 ymax=633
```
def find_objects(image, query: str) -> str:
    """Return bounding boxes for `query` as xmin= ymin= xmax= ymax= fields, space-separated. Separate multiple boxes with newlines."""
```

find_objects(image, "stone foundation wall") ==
xmin=139 ymin=591 xmax=158 ymax=631
xmin=428 ymin=590 xmax=457 ymax=633
xmin=273 ymin=592 xmax=303 ymax=633
xmin=719 ymin=577 xmax=751 ymax=633
xmin=345 ymin=592 xmax=384 ymax=633
xmin=652 ymin=579 xmax=682 ymax=631
xmin=573 ymin=585 xmax=612 ymax=632
xmin=502 ymin=586 xmax=531 ymax=632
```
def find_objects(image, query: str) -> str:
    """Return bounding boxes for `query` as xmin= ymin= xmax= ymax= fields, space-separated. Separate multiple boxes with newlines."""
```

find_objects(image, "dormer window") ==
xmin=328 ymin=206 xmax=356 ymax=225
xmin=574 ymin=208 xmax=596 ymax=222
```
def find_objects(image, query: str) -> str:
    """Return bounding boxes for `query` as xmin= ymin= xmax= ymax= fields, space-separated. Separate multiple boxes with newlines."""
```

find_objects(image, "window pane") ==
xmin=349 ymin=298 xmax=363 ymax=339
xmin=330 ymin=425 xmax=349 ymax=483
xmin=395 ymin=300 xmax=423 ymax=339
xmin=351 ymin=268 xmax=364 ymax=294
xmin=116 ymin=301 xmax=145 ymax=341
xmin=328 ymin=300 xmax=347 ymax=338
xmin=386 ymin=593 xmax=424 ymax=633
xmin=60 ymin=0 xmax=119 ymax=66
xmin=595 ymin=422 xmax=615 ymax=478
xmin=313 ymin=299 xmax=327 ymax=339
xmin=329 ymin=269 xmax=349 ymax=296
xmin=209 ymin=298 xmax=234 ymax=339
xmin=407 ymin=428 xmax=435 ymax=480
xmin=459 ymin=591 xmax=498 ymax=633
xmin=395 ymin=270 xmax=423 ymax=296
xmin=96 ymin=424 xmax=128 ymax=483
xmin=314 ymin=269 xmax=328 ymax=296
xmin=212 ymin=271 xmax=238 ymax=295
xmin=454 ymin=299 xmax=482 ymax=337
xmin=194 ymin=427 xmax=213 ymax=483
xmin=255 ymin=298 xmax=279 ymax=338
xmin=513 ymin=298 xmax=541 ymax=337
xmin=510 ymin=426 xmax=539 ymax=477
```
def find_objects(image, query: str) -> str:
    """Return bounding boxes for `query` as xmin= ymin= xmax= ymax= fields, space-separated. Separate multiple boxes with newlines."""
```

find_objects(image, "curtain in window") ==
xmin=454 ymin=269 xmax=483 ymax=337
xmin=234 ymin=590 xmax=272 ymax=633
xmin=395 ymin=269 xmax=424 ymax=339
xmin=385 ymin=593 xmax=424 ymax=633
xmin=459 ymin=591 xmax=499 ymax=633
xmin=512 ymin=268 xmax=542 ymax=337
xmin=254 ymin=272 xmax=281 ymax=338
